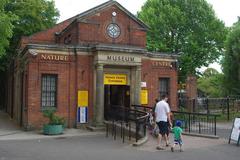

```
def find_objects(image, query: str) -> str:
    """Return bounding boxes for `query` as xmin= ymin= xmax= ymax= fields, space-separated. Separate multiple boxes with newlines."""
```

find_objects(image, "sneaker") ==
xmin=156 ymin=146 xmax=165 ymax=150
xmin=171 ymin=147 xmax=174 ymax=152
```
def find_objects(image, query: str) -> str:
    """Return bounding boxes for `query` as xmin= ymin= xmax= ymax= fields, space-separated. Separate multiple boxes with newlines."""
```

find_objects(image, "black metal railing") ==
xmin=105 ymin=105 xmax=149 ymax=142
xmin=179 ymin=97 xmax=240 ymax=120
xmin=131 ymin=105 xmax=219 ymax=136
xmin=105 ymin=104 xmax=219 ymax=142
xmin=172 ymin=111 xmax=218 ymax=136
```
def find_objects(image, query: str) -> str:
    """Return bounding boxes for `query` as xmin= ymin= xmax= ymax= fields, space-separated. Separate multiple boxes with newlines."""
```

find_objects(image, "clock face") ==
xmin=112 ymin=11 xmax=117 ymax=17
xmin=107 ymin=23 xmax=121 ymax=38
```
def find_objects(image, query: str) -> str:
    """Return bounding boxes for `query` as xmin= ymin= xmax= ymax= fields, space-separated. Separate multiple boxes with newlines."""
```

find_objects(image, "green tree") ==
xmin=0 ymin=0 xmax=59 ymax=71
xmin=0 ymin=0 xmax=15 ymax=58
xmin=197 ymin=68 xmax=224 ymax=97
xmin=222 ymin=20 xmax=240 ymax=95
xmin=5 ymin=0 xmax=59 ymax=54
xmin=138 ymin=0 xmax=227 ymax=80
xmin=0 ymin=0 xmax=59 ymax=109
xmin=0 ymin=0 xmax=59 ymax=70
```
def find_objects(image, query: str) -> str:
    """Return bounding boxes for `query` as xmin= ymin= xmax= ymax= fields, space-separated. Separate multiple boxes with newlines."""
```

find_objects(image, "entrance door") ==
xmin=104 ymin=85 xmax=130 ymax=120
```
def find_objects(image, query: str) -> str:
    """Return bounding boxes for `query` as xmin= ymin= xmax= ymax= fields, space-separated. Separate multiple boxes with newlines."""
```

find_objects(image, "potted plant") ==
xmin=42 ymin=108 xmax=65 ymax=135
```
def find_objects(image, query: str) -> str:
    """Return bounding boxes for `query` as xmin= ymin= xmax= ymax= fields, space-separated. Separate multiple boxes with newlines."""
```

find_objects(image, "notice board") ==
xmin=228 ymin=117 xmax=240 ymax=146
xmin=104 ymin=74 xmax=127 ymax=85
xmin=77 ymin=91 xmax=88 ymax=123
xmin=141 ymin=90 xmax=148 ymax=105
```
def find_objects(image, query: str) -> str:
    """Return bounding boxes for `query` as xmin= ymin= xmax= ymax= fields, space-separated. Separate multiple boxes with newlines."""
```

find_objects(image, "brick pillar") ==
xmin=186 ymin=75 xmax=197 ymax=112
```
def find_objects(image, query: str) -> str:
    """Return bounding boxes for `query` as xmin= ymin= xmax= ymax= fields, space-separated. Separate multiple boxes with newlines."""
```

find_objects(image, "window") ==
xmin=41 ymin=74 xmax=57 ymax=108
xmin=64 ymin=34 xmax=71 ymax=44
xmin=159 ymin=78 xmax=170 ymax=97
xmin=106 ymin=23 xmax=121 ymax=38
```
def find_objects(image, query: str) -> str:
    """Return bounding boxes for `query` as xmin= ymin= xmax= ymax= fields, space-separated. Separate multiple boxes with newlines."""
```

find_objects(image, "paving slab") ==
xmin=136 ymin=132 xmax=229 ymax=152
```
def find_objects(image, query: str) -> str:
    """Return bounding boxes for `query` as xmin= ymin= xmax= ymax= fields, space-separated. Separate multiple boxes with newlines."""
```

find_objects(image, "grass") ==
xmin=216 ymin=111 xmax=240 ymax=122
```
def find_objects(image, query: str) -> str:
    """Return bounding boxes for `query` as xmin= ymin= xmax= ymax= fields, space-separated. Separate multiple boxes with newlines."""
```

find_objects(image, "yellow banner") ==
xmin=141 ymin=90 xmax=148 ymax=105
xmin=104 ymin=74 xmax=127 ymax=85
xmin=78 ymin=91 xmax=88 ymax=107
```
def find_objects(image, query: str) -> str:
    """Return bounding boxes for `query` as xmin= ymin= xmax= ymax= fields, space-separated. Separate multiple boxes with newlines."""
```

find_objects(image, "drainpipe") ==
xmin=74 ymin=47 xmax=78 ymax=128
xmin=67 ymin=48 xmax=71 ymax=128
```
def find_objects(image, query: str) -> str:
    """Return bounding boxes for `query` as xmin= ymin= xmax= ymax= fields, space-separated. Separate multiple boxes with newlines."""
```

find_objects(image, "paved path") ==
xmin=0 ymin=134 xmax=239 ymax=160
xmin=0 ymin=110 xmax=239 ymax=160
xmin=216 ymin=122 xmax=233 ymax=139
xmin=0 ymin=111 xmax=22 ymax=137
xmin=138 ymin=132 xmax=227 ymax=152
xmin=0 ymin=110 xmax=104 ymax=141
xmin=139 ymin=121 xmax=234 ymax=152
xmin=0 ymin=110 xmax=234 ymax=141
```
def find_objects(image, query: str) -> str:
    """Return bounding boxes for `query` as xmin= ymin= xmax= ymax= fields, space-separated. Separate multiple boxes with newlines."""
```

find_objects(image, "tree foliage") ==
xmin=222 ymin=20 xmax=240 ymax=95
xmin=197 ymin=68 xmax=224 ymax=97
xmin=0 ymin=0 xmax=59 ymax=109
xmin=137 ymin=0 xmax=227 ymax=80
xmin=0 ymin=0 xmax=15 ymax=57
xmin=5 ymin=0 xmax=60 ymax=51
xmin=0 ymin=0 xmax=59 ymax=71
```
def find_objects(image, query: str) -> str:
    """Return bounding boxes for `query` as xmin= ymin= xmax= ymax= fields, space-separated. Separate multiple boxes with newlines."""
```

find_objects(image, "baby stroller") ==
xmin=151 ymin=123 xmax=159 ymax=137
xmin=147 ymin=112 xmax=159 ymax=137
xmin=147 ymin=112 xmax=154 ymax=129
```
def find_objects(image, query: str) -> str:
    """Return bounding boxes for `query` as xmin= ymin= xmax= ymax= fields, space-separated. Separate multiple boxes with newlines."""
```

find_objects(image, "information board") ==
xmin=77 ymin=90 xmax=88 ymax=123
xmin=78 ymin=91 xmax=88 ymax=106
xmin=104 ymin=74 xmax=127 ymax=85
xmin=141 ymin=90 xmax=148 ymax=105
xmin=228 ymin=118 xmax=240 ymax=146
xmin=77 ymin=107 xmax=88 ymax=123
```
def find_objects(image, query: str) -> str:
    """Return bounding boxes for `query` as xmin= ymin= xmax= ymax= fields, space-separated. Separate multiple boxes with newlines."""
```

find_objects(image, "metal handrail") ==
xmin=105 ymin=105 xmax=149 ymax=142
xmin=172 ymin=111 xmax=220 ymax=117
xmin=172 ymin=111 xmax=219 ymax=136
xmin=131 ymin=104 xmax=219 ymax=136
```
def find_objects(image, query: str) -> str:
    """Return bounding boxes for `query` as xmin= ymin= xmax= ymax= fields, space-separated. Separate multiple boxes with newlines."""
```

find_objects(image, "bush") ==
xmin=43 ymin=108 xmax=65 ymax=125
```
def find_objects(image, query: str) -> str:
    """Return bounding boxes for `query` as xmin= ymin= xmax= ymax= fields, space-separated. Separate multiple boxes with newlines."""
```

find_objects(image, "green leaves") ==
xmin=138 ymin=0 xmax=227 ymax=80
xmin=0 ymin=0 xmax=60 ymax=70
xmin=5 ymin=0 xmax=59 ymax=48
xmin=43 ymin=108 xmax=65 ymax=125
xmin=222 ymin=21 xmax=240 ymax=95
xmin=197 ymin=68 xmax=224 ymax=97
xmin=0 ymin=0 xmax=15 ymax=57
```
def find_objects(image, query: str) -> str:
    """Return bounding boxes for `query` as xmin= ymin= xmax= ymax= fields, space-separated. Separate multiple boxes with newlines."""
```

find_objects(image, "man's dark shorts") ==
xmin=156 ymin=121 xmax=168 ymax=135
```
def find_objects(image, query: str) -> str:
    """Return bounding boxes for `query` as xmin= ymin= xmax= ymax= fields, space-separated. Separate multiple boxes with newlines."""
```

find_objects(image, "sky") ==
xmin=54 ymin=0 xmax=240 ymax=72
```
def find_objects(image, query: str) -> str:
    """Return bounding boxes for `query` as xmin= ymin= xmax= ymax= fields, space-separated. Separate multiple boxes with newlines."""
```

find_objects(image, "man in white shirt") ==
xmin=155 ymin=94 xmax=172 ymax=150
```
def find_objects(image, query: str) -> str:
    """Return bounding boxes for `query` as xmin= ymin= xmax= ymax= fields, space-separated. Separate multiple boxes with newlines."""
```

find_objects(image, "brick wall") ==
xmin=19 ymin=18 xmax=74 ymax=48
xmin=25 ymin=53 xmax=93 ymax=129
xmin=76 ymin=5 xmax=146 ymax=47
xmin=186 ymin=75 xmax=197 ymax=99
xmin=21 ymin=5 xmax=146 ymax=48
xmin=142 ymin=59 xmax=178 ymax=111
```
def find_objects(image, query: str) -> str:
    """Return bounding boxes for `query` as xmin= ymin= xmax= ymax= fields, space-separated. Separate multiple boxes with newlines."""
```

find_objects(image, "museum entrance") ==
xmin=104 ymin=85 xmax=130 ymax=120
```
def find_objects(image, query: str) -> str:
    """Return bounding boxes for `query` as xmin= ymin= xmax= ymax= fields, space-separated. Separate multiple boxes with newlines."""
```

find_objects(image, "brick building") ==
xmin=7 ymin=0 xmax=178 ymax=129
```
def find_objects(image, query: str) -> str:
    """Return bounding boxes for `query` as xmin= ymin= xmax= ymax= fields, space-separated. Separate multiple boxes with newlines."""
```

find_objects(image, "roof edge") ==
xmin=20 ymin=43 xmax=179 ymax=60
xmin=75 ymin=0 xmax=149 ymax=29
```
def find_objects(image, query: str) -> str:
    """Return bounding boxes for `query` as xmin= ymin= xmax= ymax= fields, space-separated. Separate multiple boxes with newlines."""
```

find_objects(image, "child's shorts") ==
xmin=174 ymin=139 xmax=183 ymax=145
